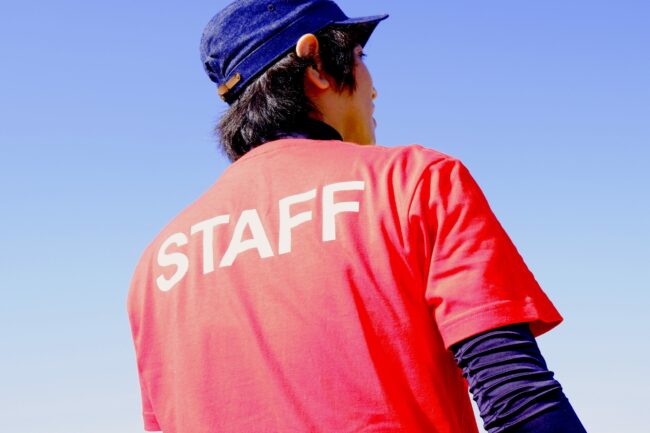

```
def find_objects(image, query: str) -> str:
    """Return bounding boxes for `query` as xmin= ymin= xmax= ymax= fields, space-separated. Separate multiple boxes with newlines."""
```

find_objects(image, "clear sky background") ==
xmin=1 ymin=1 xmax=648 ymax=432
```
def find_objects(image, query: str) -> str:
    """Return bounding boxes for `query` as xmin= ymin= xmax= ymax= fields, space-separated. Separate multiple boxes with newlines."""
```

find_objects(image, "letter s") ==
xmin=156 ymin=232 xmax=189 ymax=292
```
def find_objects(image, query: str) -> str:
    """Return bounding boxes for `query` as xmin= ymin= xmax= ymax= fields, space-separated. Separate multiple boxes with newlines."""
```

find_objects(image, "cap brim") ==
xmin=332 ymin=14 xmax=389 ymax=46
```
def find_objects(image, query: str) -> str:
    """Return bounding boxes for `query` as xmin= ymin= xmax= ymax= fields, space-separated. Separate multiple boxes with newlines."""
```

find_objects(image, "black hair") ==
xmin=216 ymin=25 xmax=364 ymax=162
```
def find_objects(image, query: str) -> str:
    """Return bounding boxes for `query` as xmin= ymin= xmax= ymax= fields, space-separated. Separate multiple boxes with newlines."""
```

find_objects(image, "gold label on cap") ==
xmin=218 ymin=72 xmax=242 ymax=99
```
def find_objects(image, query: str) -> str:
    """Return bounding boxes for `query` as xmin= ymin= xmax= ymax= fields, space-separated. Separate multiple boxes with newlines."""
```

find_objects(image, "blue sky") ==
xmin=1 ymin=1 xmax=648 ymax=431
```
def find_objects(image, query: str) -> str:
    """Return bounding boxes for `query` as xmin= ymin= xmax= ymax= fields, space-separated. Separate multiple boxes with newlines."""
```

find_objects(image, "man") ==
xmin=128 ymin=1 xmax=588 ymax=432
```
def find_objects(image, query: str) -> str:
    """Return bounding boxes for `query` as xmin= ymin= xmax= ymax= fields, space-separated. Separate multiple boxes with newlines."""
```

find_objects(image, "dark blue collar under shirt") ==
xmin=272 ymin=119 xmax=343 ymax=141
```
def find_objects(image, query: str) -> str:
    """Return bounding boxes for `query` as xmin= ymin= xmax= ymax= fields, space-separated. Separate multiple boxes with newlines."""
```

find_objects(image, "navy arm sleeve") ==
xmin=450 ymin=323 xmax=588 ymax=433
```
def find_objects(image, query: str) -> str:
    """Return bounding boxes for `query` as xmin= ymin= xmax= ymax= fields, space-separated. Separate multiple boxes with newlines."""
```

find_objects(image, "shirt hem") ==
xmin=437 ymin=298 xmax=564 ymax=350
xmin=143 ymin=412 xmax=161 ymax=432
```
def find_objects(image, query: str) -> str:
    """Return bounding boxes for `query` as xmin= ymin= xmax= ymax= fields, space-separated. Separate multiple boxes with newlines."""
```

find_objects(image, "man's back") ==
xmin=128 ymin=138 xmax=562 ymax=432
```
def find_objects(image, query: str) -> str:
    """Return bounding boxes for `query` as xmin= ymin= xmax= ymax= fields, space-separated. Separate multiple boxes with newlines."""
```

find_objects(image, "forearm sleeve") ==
xmin=450 ymin=322 xmax=588 ymax=433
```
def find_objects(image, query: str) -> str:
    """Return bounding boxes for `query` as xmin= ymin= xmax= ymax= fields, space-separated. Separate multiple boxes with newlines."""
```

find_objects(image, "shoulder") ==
xmin=362 ymin=142 xmax=455 ymax=161
xmin=332 ymin=141 xmax=461 ymax=171
xmin=359 ymin=142 xmax=468 ymax=184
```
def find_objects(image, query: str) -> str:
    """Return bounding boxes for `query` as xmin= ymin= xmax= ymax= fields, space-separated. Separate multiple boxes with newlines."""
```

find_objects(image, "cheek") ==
xmin=358 ymin=66 xmax=371 ymax=89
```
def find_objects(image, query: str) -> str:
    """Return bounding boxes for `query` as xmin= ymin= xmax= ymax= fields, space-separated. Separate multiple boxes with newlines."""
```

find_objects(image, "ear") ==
xmin=296 ymin=33 xmax=330 ymax=91
xmin=296 ymin=33 xmax=319 ymax=59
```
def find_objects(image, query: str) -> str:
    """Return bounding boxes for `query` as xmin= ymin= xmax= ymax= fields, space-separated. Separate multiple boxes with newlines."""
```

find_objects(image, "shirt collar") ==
xmin=272 ymin=119 xmax=343 ymax=141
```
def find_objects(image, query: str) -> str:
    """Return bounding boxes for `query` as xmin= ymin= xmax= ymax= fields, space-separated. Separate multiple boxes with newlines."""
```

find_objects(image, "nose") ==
xmin=371 ymin=87 xmax=377 ymax=100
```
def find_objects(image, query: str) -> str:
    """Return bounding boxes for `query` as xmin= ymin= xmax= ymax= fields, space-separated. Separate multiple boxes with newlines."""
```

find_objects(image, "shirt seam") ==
xmin=405 ymin=155 xmax=458 ymax=291
xmin=405 ymin=156 xmax=459 ymax=224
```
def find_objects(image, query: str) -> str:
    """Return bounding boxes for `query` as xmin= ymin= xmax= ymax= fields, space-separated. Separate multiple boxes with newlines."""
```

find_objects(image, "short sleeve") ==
xmin=128 ymin=263 xmax=162 ymax=431
xmin=409 ymin=157 xmax=563 ymax=350
xmin=137 ymin=366 xmax=161 ymax=431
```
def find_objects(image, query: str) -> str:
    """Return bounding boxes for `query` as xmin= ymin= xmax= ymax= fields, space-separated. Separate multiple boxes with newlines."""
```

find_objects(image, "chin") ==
xmin=368 ymin=129 xmax=377 ymax=145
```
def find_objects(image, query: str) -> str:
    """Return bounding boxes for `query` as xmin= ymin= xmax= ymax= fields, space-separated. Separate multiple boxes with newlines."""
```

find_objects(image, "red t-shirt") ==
xmin=127 ymin=138 xmax=563 ymax=433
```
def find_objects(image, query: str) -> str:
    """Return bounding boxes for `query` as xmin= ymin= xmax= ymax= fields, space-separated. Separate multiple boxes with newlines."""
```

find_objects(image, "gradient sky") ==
xmin=1 ymin=1 xmax=648 ymax=432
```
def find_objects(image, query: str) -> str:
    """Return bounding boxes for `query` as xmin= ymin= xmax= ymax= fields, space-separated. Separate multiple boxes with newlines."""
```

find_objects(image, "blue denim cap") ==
xmin=200 ymin=0 xmax=388 ymax=104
